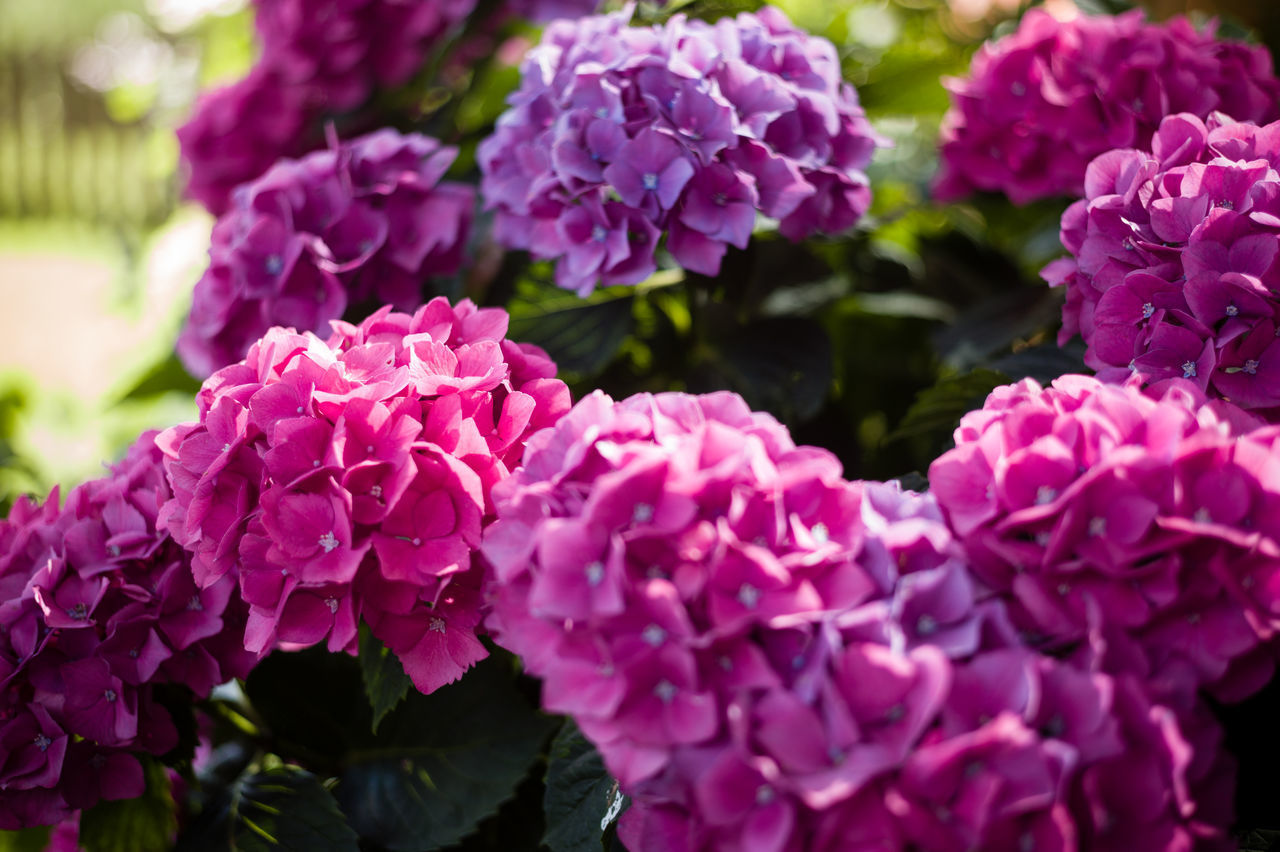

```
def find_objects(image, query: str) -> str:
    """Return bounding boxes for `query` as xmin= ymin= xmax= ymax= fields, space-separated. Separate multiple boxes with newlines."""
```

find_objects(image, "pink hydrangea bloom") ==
xmin=0 ymin=432 xmax=255 ymax=829
xmin=1044 ymin=112 xmax=1280 ymax=414
xmin=177 ymin=129 xmax=474 ymax=380
xmin=478 ymin=6 xmax=884 ymax=294
xmin=929 ymin=373 xmax=1280 ymax=699
xmin=485 ymin=391 xmax=1229 ymax=849
xmin=160 ymin=299 xmax=570 ymax=695
xmin=936 ymin=8 xmax=1280 ymax=204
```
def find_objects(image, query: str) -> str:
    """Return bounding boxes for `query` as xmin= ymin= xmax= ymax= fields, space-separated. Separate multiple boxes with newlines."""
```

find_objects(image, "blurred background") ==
xmin=0 ymin=0 xmax=1276 ymax=507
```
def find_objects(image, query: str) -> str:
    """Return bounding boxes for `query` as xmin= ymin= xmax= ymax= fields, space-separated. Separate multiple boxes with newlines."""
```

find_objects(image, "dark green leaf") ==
xmin=694 ymin=316 xmax=832 ymax=423
xmin=358 ymin=625 xmax=413 ymax=734
xmin=335 ymin=655 xmax=556 ymax=852
xmin=893 ymin=471 xmax=930 ymax=493
xmin=80 ymin=756 xmax=175 ymax=852
xmin=542 ymin=720 xmax=627 ymax=852
xmin=1238 ymin=829 xmax=1280 ymax=852
xmin=988 ymin=340 xmax=1087 ymax=385
xmin=507 ymin=286 xmax=635 ymax=377
xmin=0 ymin=827 xmax=52 ymax=852
xmin=890 ymin=369 xmax=1008 ymax=447
xmin=244 ymin=646 xmax=371 ymax=767
xmin=229 ymin=767 xmax=359 ymax=852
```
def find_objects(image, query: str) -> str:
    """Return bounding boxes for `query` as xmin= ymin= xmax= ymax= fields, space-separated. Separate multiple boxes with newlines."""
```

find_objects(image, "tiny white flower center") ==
xmin=318 ymin=531 xmax=340 ymax=553
xmin=585 ymin=561 xmax=605 ymax=586
xmin=1181 ymin=361 xmax=1197 ymax=379
xmin=632 ymin=503 xmax=654 ymax=523
xmin=737 ymin=583 xmax=761 ymax=609
xmin=429 ymin=617 xmax=447 ymax=634
xmin=642 ymin=624 xmax=667 ymax=646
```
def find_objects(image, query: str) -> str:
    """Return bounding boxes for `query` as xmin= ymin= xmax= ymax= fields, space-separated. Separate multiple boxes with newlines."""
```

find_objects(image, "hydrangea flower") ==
xmin=252 ymin=0 xmax=476 ymax=112
xmin=1044 ymin=112 xmax=1280 ymax=413
xmin=178 ymin=0 xmax=477 ymax=214
xmin=159 ymin=299 xmax=570 ymax=695
xmin=0 ymin=432 xmax=256 ymax=829
xmin=484 ymin=391 xmax=1229 ymax=849
xmin=176 ymin=65 xmax=312 ymax=217
xmin=936 ymin=7 xmax=1280 ymax=204
xmin=177 ymin=128 xmax=474 ymax=380
xmin=929 ymin=373 xmax=1280 ymax=700
xmin=478 ymin=7 xmax=884 ymax=294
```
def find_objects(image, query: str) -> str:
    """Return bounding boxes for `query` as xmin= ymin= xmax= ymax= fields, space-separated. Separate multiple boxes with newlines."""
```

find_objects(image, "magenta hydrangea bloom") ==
xmin=176 ymin=128 xmax=475 ymax=380
xmin=253 ymin=0 xmax=475 ymax=112
xmin=484 ymin=391 xmax=1229 ymax=849
xmin=936 ymin=7 xmax=1280 ymax=204
xmin=478 ymin=6 xmax=884 ymax=294
xmin=929 ymin=373 xmax=1280 ymax=700
xmin=178 ymin=0 xmax=477 ymax=215
xmin=176 ymin=65 xmax=313 ymax=217
xmin=160 ymin=299 xmax=570 ymax=695
xmin=0 ymin=432 xmax=256 ymax=829
xmin=1045 ymin=112 xmax=1280 ymax=413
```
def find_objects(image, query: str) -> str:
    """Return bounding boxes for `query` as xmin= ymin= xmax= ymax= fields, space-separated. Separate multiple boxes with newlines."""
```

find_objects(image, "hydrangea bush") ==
xmin=11 ymin=0 xmax=1280 ymax=849
xmin=479 ymin=6 xmax=883 ymax=294
xmin=936 ymin=7 xmax=1280 ymax=204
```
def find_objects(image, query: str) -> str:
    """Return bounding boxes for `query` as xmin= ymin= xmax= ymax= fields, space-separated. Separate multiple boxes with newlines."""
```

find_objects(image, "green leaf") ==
xmin=335 ymin=655 xmax=556 ymax=852
xmin=0 ymin=827 xmax=52 ymax=852
xmin=542 ymin=720 xmax=627 ymax=852
xmin=1238 ymin=829 xmax=1280 ymax=852
xmin=507 ymin=285 xmax=636 ymax=377
xmin=114 ymin=351 xmax=203 ymax=402
xmin=80 ymin=756 xmax=176 ymax=852
xmin=244 ymin=646 xmax=372 ymax=766
xmin=229 ymin=768 xmax=359 ymax=852
xmin=890 ymin=368 xmax=1008 ymax=447
xmin=175 ymin=766 xmax=360 ymax=852
xmin=988 ymin=341 xmax=1087 ymax=385
xmin=358 ymin=625 xmax=413 ymax=734
xmin=695 ymin=316 xmax=833 ymax=423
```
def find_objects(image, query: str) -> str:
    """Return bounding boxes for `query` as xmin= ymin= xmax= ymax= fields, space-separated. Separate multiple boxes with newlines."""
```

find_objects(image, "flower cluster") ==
xmin=478 ymin=7 xmax=883 ymax=294
xmin=178 ymin=0 xmax=477 ymax=214
xmin=177 ymin=129 xmax=474 ymax=380
xmin=483 ymin=390 xmax=1230 ymax=850
xmin=160 ymin=299 xmax=570 ymax=694
xmin=929 ymin=374 xmax=1280 ymax=700
xmin=935 ymin=8 xmax=1280 ymax=204
xmin=1044 ymin=113 xmax=1280 ymax=412
xmin=0 ymin=433 xmax=255 ymax=828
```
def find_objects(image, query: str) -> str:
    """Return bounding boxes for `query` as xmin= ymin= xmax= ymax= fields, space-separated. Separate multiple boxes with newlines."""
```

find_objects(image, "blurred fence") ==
xmin=0 ymin=46 xmax=175 ymax=229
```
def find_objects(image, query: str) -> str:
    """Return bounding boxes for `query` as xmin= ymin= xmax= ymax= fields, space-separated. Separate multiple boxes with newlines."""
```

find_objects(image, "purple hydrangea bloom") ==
xmin=936 ymin=7 xmax=1280 ymax=205
xmin=478 ymin=6 xmax=885 ymax=294
xmin=1045 ymin=112 xmax=1280 ymax=414
xmin=929 ymin=373 xmax=1280 ymax=700
xmin=159 ymin=299 xmax=570 ymax=695
xmin=484 ymin=391 xmax=1230 ymax=849
xmin=0 ymin=432 xmax=256 ymax=829
xmin=177 ymin=128 xmax=474 ymax=380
